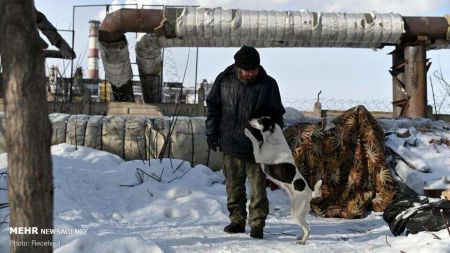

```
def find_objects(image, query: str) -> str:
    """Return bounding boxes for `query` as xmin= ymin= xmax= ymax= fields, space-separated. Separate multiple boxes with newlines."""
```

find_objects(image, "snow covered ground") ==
xmin=0 ymin=118 xmax=448 ymax=252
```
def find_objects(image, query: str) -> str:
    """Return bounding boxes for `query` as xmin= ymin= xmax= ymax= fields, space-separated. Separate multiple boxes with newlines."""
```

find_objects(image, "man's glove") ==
xmin=207 ymin=134 xmax=220 ymax=151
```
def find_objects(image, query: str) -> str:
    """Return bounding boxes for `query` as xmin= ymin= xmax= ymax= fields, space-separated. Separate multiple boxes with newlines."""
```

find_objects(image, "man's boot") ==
xmin=223 ymin=223 xmax=245 ymax=233
xmin=250 ymin=226 xmax=263 ymax=239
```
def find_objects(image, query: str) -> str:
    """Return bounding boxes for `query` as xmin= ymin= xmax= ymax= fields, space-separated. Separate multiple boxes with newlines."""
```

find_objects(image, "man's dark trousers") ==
xmin=223 ymin=154 xmax=269 ymax=228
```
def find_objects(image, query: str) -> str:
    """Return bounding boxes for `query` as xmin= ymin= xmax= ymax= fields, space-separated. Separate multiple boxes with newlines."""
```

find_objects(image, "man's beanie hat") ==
xmin=234 ymin=45 xmax=260 ymax=70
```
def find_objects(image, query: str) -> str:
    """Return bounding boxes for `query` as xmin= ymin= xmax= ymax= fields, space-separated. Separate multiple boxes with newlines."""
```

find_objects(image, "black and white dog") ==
xmin=244 ymin=116 xmax=322 ymax=244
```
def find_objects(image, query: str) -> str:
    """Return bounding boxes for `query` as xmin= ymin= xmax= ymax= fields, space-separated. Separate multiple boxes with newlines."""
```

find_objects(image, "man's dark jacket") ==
xmin=206 ymin=65 xmax=285 ymax=159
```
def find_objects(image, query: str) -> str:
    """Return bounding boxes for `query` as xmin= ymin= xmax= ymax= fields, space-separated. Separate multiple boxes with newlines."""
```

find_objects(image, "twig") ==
xmin=177 ymin=167 xmax=193 ymax=180
xmin=172 ymin=160 xmax=185 ymax=173
xmin=167 ymin=177 xmax=178 ymax=183
xmin=385 ymin=235 xmax=391 ymax=247
xmin=440 ymin=209 xmax=450 ymax=236
xmin=146 ymin=188 xmax=154 ymax=198
xmin=135 ymin=136 xmax=145 ymax=165
xmin=74 ymin=115 xmax=78 ymax=150
xmin=430 ymin=76 xmax=439 ymax=119
xmin=135 ymin=170 xmax=144 ymax=184
xmin=420 ymin=225 xmax=441 ymax=240
xmin=159 ymin=165 xmax=165 ymax=182
xmin=167 ymin=165 xmax=193 ymax=183
xmin=168 ymin=154 xmax=174 ymax=170
xmin=264 ymin=230 xmax=297 ymax=236
xmin=206 ymin=148 xmax=211 ymax=167
xmin=119 ymin=184 xmax=139 ymax=187
xmin=121 ymin=167 xmax=162 ymax=186
xmin=347 ymin=228 xmax=364 ymax=233
xmin=0 ymin=213 xmax=10 ymax=231
xmin=190 ymin=119 xmax=195 ymax=166
xmin=158 ymin=49 xmax=191 ymax=161
xmin=137 ymin=168 xmax=161 ymax=182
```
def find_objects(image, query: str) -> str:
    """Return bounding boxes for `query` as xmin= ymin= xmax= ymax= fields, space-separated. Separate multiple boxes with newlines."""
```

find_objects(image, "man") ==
xmin=205 ymin=45 xmax=285 ymax=239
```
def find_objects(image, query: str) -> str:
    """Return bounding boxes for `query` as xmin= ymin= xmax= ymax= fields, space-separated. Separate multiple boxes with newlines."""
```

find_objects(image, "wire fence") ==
xmin=429 ymin=95 xmax=450 ymax=114
xmin=283 ymin=98 xmax=393 ymax=112
xmin=283 ymin=97 xmax=450 ymax=114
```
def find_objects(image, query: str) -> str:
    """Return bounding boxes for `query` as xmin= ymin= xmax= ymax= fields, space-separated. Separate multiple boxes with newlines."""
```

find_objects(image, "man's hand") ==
xmin=207 ymin=134 xmax=220 ymax=152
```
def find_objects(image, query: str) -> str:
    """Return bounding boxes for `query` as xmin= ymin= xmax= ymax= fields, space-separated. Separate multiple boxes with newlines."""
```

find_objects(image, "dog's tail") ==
xmin=311 ymin=179 xmax=323 ymax=198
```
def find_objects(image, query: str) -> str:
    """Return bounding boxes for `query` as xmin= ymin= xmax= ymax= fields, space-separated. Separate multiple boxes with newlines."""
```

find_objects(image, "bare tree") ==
xmin=429 ymin=68 xmax=450 ymax=118
xmin=0 ymin=1 xmax=53 ymax=252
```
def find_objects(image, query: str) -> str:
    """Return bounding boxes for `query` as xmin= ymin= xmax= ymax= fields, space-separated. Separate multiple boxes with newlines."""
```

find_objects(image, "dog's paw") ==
xmin=244 ymin=128 xmax=252 ymax=137
xmin=296 ymin=236 xmax=306 ymax=245
xmin=296 ymin=240 xmax=306 ymax=245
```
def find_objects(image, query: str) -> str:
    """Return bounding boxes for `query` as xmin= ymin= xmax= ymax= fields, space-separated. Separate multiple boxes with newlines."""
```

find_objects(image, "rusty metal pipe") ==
xmin=402 ymin=16 xmax=449 ymax=42
xmin=98 ymin=9 xmax=164 ymax=43
xmin=404 ymin=45 xmax=427 ymax=118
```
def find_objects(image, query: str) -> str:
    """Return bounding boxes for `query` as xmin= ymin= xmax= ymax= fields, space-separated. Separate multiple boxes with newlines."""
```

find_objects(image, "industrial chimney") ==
xmin=88 ymin=20 xmax=100 ymax=79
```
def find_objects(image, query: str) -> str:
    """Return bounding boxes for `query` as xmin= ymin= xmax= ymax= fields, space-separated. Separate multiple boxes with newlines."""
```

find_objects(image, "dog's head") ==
xmin=249 ymin=116 xmax=276 ymax=133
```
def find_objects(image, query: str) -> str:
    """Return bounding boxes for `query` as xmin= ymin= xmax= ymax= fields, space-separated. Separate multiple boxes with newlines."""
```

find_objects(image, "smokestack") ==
xmin=88 ymin=20 xmax=100 ymax=79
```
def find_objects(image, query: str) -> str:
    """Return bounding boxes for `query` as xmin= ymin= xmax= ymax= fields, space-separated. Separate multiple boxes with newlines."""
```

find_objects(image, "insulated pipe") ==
xmin=402 ymin=16 xmax=449 ymax=42
xmin=98 ymin=37 xmax=133 ymax=87
xmin=135 ymin=34 xmax=163 ymax=103
xmin=98 ymin=9 xmax=164 ymax=43
xmin=98 ymin=9 xmax=163 ymax=93
xmin=98 ymin=8 xmax=450 ymax=47
xmin=98 ymin=7 xmax=450 ymax=106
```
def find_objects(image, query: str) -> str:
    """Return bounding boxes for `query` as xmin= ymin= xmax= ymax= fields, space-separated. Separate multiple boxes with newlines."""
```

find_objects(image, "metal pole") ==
xmin=161 ymin=48 xmax=164 ymax=103
xmin=70 ymin=5 xmax=75 ymax=102
xmin=194 ymin=47 xmax=198 ymax=104
xmin=392 ymin=48 xmax=405 ymax=117
xmin=404 ymin=45 xmax=427 ymax=118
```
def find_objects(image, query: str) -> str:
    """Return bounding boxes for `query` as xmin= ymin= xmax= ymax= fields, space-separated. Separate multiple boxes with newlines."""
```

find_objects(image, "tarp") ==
xmin=284 ymin=106 xmax=397 ymax=218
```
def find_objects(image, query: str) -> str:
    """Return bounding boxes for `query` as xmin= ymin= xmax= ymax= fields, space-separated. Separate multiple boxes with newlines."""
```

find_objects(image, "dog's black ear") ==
xmin=246 ymin=122 xmax=263 ymax=142
xmin=261 ymin=117 xmax=275 ymax=132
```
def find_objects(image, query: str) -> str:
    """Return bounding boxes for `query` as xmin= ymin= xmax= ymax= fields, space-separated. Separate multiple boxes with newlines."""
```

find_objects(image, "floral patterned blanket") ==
xmin=284 ymin=106 xmax=396 ymax=218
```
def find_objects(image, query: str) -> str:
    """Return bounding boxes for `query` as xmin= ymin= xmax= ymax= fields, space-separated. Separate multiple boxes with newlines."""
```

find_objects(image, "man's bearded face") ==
xmin=237 ymin=67 xmax=259 ymax=84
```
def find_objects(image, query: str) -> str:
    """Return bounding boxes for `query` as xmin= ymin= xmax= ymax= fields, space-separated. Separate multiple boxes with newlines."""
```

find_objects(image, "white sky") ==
xmin=35 ymin=0 xmax=450 ymax=104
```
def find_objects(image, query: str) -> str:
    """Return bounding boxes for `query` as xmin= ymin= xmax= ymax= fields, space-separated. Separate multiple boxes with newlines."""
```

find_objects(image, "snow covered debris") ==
xmin=384 ymin=118 xmax=450 ymax=195
xmin=0 ymin=116 xmax=449 ymax=252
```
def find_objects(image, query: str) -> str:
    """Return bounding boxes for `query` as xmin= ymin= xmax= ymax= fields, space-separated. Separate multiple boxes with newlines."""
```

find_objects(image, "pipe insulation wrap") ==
xmin=98 ymin=38 xmax=132 ymax=87
xmin=446 ymin=14 xmax=450 ymax=41
xmin=136 ymin=34 xmax=162 ymax=75
xmin=169 ymin=7 xmax=404 ymax=48
xmin=135 ymin=34 xmax=163 ymax=103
